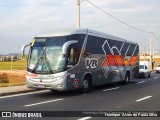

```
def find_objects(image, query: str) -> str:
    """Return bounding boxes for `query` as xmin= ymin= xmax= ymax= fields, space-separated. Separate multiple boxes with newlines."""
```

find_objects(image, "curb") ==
xmin=0 ymin=89 xmax=46 ymax=97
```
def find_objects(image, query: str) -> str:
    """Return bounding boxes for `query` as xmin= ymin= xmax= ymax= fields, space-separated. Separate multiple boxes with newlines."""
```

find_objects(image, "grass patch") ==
xmin=0 ymin=60 xmax=27 ymax=87
xmin=0 ymin=60 xmax=27 ymax=70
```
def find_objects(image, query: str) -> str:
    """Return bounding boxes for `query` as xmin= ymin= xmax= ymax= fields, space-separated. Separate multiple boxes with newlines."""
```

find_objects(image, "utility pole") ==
xmin=77 ymin=0 xmax=80 ymax=28
xmin=149 ymin=33 xmax=153 ymax=70
xmin=143 ymin=46 xmax=146 ymax=61
xmin=153 ymin=44 xmax=154 ymax=62
xmin=11 ymin=56 xmax=13 ymax=71
xmin=152 ymin=40 xmax=155 ymax=70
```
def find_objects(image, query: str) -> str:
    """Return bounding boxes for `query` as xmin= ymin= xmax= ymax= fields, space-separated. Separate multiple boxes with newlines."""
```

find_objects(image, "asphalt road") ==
xmin=0 ymin=72 xmax=160 ymax=120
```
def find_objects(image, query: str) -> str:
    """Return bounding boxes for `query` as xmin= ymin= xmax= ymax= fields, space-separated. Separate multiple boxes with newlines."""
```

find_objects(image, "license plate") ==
xmin=37 ymin=84 xmax=45 ymax=88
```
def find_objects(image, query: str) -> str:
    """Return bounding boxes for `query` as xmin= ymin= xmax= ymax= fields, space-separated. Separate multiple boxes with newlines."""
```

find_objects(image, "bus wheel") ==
xmin=124 ymin=73 xmax=130 ymax=84
xmin=50 ymin=89 xmax=59 ymax=94
xmin=81 ymin=77 xmax=92 ymax=93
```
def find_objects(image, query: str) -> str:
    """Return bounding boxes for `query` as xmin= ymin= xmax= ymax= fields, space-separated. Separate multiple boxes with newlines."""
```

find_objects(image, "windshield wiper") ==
xmin=32 ymin=48 xmax=53 ymax=74
xmin=44 ymin=57 xmax=53 ymax=74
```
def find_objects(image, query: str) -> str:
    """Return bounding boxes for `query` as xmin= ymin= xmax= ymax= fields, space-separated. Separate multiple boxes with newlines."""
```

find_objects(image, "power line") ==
xmin=85 ymin=0 xmax=150 ymax=33
xmin=85 ymin=0 xmax=160 ymax=42
xmin=152 ymin=32 xmax=160 ymax=41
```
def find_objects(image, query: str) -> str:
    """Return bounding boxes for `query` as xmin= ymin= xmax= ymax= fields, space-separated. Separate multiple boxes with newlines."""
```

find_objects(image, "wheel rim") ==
xmin=126 ymin=76 xmax=129 ymax=82
xmin=83 ymin=80 xmax=89 ymax=89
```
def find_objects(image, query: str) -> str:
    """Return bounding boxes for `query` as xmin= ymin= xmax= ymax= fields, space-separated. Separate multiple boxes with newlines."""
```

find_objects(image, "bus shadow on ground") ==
xmin=30 ymin=74 xmax=159 ymax=98
xmin=31 ymin=81 xmax=137 ymax=98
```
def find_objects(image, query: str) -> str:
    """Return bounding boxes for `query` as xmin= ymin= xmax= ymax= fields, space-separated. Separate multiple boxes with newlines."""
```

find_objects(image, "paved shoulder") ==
xmin=0 ymin=85 xmax=43 ymax=96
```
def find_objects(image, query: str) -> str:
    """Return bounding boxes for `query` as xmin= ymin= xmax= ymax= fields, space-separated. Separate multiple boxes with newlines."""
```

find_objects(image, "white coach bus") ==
xmin=21 ymin=28 xmax=139 ymax=92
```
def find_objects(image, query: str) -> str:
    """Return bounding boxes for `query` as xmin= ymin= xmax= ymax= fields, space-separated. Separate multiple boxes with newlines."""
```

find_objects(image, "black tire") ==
xmin=124 ymin=73 xmax=130 ymax=84
xmin=50 ymin=89 xmax=55 ymax=92
xmin=81 ymin=77 xmax=92 ymax=93
xmin=50 ymin=89 xmax=59 ymax=94
xmin=148 ymin=74 xmax=151 ymax=77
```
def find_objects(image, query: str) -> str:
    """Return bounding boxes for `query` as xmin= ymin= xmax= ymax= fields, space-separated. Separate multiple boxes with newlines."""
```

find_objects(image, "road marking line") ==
xmin=136 ymin=96 xmax=152 ymax=102
xmin=153 ymin=77 xmax=158 ymax=79
xmin=78 ymin=117 xmax=92 ymax=120
xmin=24 ymin=98 xmax=63 ymax=107
xmin=136 ymin=81 xmax=146 ymax=84
xmin=0 ymin=90 xmax=49 ymax=99
xmin=102 ymin=87 xmax=120 ymax=92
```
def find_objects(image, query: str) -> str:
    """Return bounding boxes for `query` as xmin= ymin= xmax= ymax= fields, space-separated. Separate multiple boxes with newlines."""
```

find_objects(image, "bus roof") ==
xmin=36 ymin=28 xmax=87 ymax=37
xmin=35 ymin=28 xmax=138 ymax=45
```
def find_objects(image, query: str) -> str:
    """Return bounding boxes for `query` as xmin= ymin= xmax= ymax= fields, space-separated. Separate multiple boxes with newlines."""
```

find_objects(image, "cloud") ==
xmin=0 ymin=0 xmax=77 ymax=53
xmin=25 ymin=0 xmax=61 ymax=6
xmin=1 ymin=0 xmax=76 ymax=28
xmin=108 ymin=5 xmax=153 ymax=13
xmin=0 ymin=0 xmax=160 ymax=53
xmin=81 ymin=0 xmax=160 ymax=30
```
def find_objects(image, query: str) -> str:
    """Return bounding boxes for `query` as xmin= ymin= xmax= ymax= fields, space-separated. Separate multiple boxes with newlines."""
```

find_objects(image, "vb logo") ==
xmin=85 ymin=58 xmax=98 ymax=69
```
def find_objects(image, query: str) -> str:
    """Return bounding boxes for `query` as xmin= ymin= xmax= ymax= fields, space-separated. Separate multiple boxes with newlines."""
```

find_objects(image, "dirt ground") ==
xmin=0 ymin=70 xmax=26 ymax=83
xmin=0 ymin=70 xmax=26 ymax=75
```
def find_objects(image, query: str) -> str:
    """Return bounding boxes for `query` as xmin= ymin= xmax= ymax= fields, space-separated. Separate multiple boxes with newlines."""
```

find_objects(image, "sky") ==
xmin=0 ymin=0 xmax=160 ymax=54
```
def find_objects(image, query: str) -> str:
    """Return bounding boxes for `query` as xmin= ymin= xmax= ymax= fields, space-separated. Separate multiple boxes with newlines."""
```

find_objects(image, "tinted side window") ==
xmin=47 ymin=37 xmax=67 ymax=46
xmin=67 ymin=48 xmax=76 ymax=66
xmin=126 ymin=44 xmax=136 ymax=56
xmin=69 ymin=34 xmax=85 ymax=62
xmin=85 ymin=35 xmax=105 ymax=54
xmin=121 ymin=42 xmax=130 ymax=56
xmin=133 ymin=45 xmax=139 ymax=56
xmin=33 ymin=38 xmax=46 ymax=47
xmin=108 ymin=40 xmax=123 ymax=50
xmin=107 ymin=39 xmax=123 ymax=55
xmin=102 ymin=40 xmax=111 ymax=54
xmin=69 ymin=34 xmax=85 ymax=49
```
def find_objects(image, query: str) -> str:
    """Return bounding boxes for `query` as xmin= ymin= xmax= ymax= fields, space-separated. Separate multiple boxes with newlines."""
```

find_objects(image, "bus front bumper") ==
xmin=26 ymin=72 xmax=68 ymax=91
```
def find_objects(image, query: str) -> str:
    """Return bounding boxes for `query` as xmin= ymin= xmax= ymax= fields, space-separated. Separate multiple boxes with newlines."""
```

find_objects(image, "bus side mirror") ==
xmin=21 ymin=43 xmax=31 ymax=57
xmin=62 ymin=40 xmax=78 ymax=55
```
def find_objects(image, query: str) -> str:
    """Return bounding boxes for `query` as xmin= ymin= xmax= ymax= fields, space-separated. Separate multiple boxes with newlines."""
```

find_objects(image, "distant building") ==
xmin=139 ymin=51 xmax=160 ymax=69
xmin=0 ymin=56 xmax=15 ymax=62
xmin=0 ymin=56 xmax=3 ymax=62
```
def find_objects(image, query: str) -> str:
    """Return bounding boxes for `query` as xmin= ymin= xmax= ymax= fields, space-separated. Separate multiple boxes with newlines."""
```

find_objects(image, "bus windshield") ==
xmin=28 ymin=36 xmax=68 ymax=73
